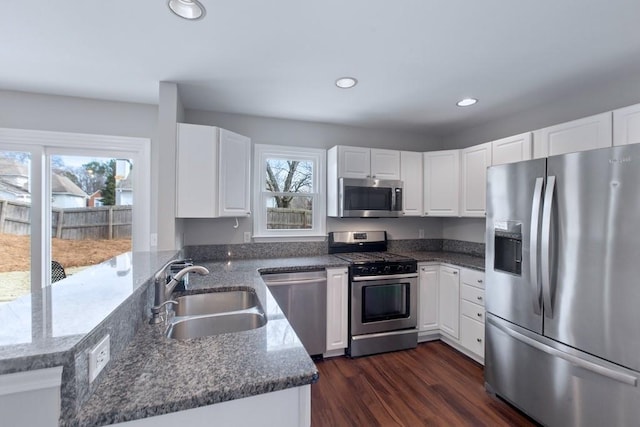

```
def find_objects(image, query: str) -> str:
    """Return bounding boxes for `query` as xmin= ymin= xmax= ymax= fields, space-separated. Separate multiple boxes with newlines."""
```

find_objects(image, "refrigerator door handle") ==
xmin=541 ymin=175 xmax=556 ymax=318
xmin=529 ymin=177 xmax=544 ymax=315
xmin=488 ymin=315 xmax=638 ymax=387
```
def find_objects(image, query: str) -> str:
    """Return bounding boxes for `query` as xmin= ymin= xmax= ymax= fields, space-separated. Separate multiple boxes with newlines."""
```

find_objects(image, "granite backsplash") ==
xmin=184 ymin=238 xmax=485 ymax=261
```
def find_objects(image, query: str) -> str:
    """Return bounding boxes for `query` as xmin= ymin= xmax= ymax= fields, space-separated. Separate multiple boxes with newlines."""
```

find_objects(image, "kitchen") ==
xmin=2 ymin=1 xmax=640 ymax=426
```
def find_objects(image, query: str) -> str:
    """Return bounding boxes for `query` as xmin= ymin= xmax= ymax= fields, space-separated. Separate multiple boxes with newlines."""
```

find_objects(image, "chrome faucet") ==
xmin=150 ymin=260 xmax=210 ymax=324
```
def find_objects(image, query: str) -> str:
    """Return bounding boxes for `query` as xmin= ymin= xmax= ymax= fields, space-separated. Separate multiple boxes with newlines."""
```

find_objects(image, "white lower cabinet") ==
xmin=418 ymin=264 xmax=439 ymax=334
xmin=418 ymin=264 xmax=485 ymax=364
xmin=0 ymin=367 xmax=63 ymax=427
xmin=325 ymin=267 xmax=348 ymax=355
xmin=438 ymin=265 xmax=460 ymax=339
xmin=459 ymin=268 xmax=485 ymax=362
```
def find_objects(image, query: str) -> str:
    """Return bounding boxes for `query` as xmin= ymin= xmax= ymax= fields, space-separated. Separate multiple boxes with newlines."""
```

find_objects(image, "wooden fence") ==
xmin=267 ymin=207 xmax=312 ymax=229
xmin=0 ymin=199 xmax=131 ymax=240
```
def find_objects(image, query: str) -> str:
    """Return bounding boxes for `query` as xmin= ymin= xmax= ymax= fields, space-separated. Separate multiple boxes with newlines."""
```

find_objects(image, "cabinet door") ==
xmin=491 ymin=132 xmax=532 ymax=165
xmin=338 ymin=146 xmax=370 ymax=178
xmin=370 ymin=149 xmax=401 ymax=179
xmin=461 ymin=142 xmax=491 ymax=217
xmin=423 ymin=150 xmax=460 ymax=216
xmin=400 ymin=151 xmax=423 ymax=216
xmin=176 ymin=123 xmax=219 ymax=218
xmin=326 ymin=267 xmax=349 ymax=352
xmin=419 ymin=264 xmax=439 ymax=331
xmin=613 ymin=103 xmax=640 ymax=146
xmin=460 ymin=316 xmax=485 ymax=358
xmin=218 ymin=129 xmax=251 ymax=217
xmin=532 ymin=112 xmax=612 ymax=158
xmin=438 ymin=265 xmax=460 ymax=339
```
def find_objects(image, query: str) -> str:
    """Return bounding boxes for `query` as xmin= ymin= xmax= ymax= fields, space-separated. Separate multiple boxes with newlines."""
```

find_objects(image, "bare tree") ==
xmin=266 ymin=160 xmax=312 ymax=208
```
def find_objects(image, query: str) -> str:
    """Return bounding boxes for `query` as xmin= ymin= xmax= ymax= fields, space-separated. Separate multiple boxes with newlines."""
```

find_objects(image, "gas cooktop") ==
xmin=333 ymin=251 xmax=415 ymax=264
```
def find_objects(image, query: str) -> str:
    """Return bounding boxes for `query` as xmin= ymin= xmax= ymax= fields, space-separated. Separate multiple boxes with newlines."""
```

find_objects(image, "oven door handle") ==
xmin=352 ymin=273 xmax=418 ymax=282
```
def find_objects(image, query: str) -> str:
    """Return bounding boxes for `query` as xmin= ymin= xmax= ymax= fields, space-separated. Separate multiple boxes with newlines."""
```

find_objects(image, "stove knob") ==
xmin=383 ymin=265 xmax=391 ymax=273
xmin=361 ymin=267 xmax=370 ymax=274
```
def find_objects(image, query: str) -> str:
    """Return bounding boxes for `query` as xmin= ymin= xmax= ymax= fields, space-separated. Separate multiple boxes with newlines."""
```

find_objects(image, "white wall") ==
xmin=441 ymin=67 xmax=640 ymax=149
xmin=181 ymin=109 xmax=440 ymax=245
xmin=183 ymin=216 xmax=443 ymax=246
xmin=185 ymin=110 xmax=438 ymax=151
xmin=0 ymin=89 xmax=160 ymax=241
xmin=441 ymin=218 xmax=485 ymax=244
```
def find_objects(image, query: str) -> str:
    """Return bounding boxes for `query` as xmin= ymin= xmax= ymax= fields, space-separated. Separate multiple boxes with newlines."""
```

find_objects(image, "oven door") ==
xmin=351 ymin=273 xmax=418 ymax=335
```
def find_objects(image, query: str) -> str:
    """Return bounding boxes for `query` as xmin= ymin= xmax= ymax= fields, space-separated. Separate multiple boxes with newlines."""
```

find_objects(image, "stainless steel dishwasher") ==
xmin=262 ymin=269 xmax=326 ymax=357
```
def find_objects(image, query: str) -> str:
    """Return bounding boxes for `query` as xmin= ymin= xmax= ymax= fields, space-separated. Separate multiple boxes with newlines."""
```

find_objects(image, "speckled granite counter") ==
xmin=396 ymin=251 xmax=485 ymax=271
xmin=67 ymin=256 xmax=348 ymax=426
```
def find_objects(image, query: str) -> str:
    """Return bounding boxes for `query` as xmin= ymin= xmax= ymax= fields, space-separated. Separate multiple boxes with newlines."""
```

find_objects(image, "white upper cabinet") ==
xmin=218 ymin=129 xmax=252 ymax=217
xmin=613 ymin=103 xmax=640 ymax=146
xmin=370 ymin=149 xmax=401 ymax=179
xmin=336 ymin=146 xmax=370 ymax=178
xmin=532 ymin=112 xmax=612 ymax=159
xmin=400 ymin=151 xmax=423 ymax=216
xmin=331 ymin=146 xmax=400 ymax=179
xmin=176 ymin=123 xmax=251 ymax=218
xmin=423 ymin=150 xmax=460 ymax=217
xmin=461 ymin=142 xmax=491 ymax=217
xmin=491 ymin=132 xmax=532 ymax=165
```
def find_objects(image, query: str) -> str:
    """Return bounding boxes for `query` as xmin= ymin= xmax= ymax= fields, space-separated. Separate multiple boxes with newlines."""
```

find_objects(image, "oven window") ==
xmin=344 ymin=186 xmax=392 ymax=211
xmin=362 ymin=283 xmax=410 ymax=322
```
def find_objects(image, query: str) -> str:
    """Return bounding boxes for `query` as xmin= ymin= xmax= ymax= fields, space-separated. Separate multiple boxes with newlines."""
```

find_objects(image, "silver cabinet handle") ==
xmin=529 ymin=177 xmax=544 ymax=315
xmin=453 ymin=271 xmax=458 ymax=275
xmin=477 ymin=313 xmax=483 ymax=317
xmin=477 ymin=296 xmax=483 ymax=301
xmin=477 ymin=279 xmax=483 ymax=283
xmin=541 ymin=176 xmax=556 ymax=318
xmin=476 ymin=338 xmax=482 ymax=343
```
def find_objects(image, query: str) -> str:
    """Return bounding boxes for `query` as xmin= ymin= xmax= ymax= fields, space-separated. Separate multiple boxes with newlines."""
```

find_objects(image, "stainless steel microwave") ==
xmin=338 ymin=178 xmax=403 ymax=217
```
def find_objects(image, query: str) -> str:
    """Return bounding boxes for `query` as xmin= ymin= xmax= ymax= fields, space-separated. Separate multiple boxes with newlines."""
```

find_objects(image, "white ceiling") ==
xmin=3 ymin=1 xmax=640 ymax=136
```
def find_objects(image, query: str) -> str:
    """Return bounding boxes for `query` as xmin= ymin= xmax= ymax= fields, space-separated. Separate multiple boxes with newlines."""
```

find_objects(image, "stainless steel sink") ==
xmin=165 ymin=290 xmax=267 ymax=340
xmin=173 ymin=290 xmax=259 ymax=316
xmin=166 ymin=311 xmax=267 ymax=339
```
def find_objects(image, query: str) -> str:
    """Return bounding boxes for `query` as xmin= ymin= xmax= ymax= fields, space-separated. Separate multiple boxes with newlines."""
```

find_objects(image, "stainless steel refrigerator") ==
xmin=485 ymin=144 xmax=640 ymax=426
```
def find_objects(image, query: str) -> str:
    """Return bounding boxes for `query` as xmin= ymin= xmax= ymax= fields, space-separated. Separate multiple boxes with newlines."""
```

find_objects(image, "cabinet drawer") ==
xmin=461 ymin=316 xmax=485 ymax=358
xmin=461 ymin=268 xmax=485 ymax=289
xmin=461 ymin=299 xmax=485 ymax=324
xmin=461 ymin=284 xmax=485 ymax=306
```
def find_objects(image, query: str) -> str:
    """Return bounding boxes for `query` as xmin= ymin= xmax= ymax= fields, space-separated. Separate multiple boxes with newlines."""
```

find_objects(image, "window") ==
xmin=0 ymin=128 xmax=150 ymax=303
xmin=253 ymin=144 xmax=326 ymax=240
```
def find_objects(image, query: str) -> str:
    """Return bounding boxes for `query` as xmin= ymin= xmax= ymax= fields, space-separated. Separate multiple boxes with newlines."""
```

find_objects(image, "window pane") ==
xmin=265 ymin=158 xmax=313 ymax=193
xmin=50 ymin=156 xmax=132 ymax=279
xmin=0 ymin=152 xmax=31 ymax=303
xmin=266 ymin=196 xmax=313 ymax=229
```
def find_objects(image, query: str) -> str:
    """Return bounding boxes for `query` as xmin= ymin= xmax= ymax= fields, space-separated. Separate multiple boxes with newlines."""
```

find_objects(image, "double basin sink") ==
xmin=166 ymin=290 xmax=267 ymax=340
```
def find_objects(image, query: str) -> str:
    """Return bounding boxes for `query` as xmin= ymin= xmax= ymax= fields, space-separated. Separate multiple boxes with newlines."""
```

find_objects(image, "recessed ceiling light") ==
xmin=168 ymin=0 xmax=206 ymax=20
xmin=457 ymin=98 xmax=478 ymax=107
xmin=335 ymin=77 xmax=358 ymax=89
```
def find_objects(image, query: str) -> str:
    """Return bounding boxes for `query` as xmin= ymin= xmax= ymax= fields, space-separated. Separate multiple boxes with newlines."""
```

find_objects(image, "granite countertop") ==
xmin=0 ymin=251 xmax=178 ymax=369
xmin=68 ymin=255 xmax=349 ymax=426
xmin=397 ymin=251 xmax=485 ymax=271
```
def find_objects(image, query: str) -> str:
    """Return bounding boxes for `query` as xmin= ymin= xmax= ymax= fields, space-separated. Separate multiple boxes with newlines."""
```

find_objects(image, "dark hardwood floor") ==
xmin=311 ymin=341 xmax=535 ymax=427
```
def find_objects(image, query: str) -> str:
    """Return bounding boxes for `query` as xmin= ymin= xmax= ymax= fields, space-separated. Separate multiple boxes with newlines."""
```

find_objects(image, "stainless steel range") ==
xmin=328 ymin=231 xmax=418 ymax=357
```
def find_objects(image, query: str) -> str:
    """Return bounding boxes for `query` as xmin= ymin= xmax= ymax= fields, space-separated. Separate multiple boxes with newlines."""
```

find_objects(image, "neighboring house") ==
xmin=0 ymin=159 xmax=31 ymax=203
xmin=0 ymin=158 xmax=88 ymax=208
xmin=50 ymin=174 xmax=88 ymax=208
xmin=88 ymin=190 xmax=103 ymax=207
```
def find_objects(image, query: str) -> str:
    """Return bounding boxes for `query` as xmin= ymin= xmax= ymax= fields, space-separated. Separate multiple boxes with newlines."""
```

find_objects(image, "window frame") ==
xmin=253 ymin=144 xmax=326 ymax=241
xmin=0 ymin=127 xmax=151 ymax=292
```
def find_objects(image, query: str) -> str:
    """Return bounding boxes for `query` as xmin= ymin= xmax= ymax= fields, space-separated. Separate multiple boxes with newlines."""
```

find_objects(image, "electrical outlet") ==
xmin=89 ymin=335 xmax=110 ymax=383
xmin=243 ymin=232 xmax=252 ymax=243
xmin=419 ymin=229 xmax=425 ymax=239
xmin=150 ymin=233 xmax=158 ymax=247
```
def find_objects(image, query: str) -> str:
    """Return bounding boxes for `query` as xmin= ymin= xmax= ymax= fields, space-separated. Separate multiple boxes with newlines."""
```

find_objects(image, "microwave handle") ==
xmin=393 ymin=187 xmax=403 ymax=212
